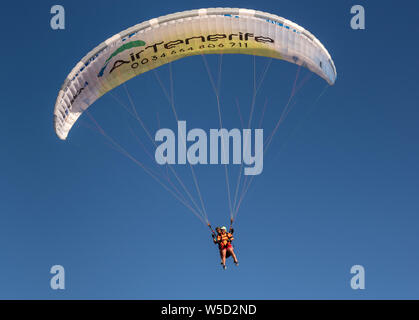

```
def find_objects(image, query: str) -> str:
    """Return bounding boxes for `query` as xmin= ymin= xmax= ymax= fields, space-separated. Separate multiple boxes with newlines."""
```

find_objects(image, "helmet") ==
xmin=221 ymin=226 xmax=227 ymax=231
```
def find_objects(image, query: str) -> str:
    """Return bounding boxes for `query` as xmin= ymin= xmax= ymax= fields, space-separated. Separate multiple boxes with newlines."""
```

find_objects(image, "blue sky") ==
xmin=0 ymin=0 xmax=418 ymax=299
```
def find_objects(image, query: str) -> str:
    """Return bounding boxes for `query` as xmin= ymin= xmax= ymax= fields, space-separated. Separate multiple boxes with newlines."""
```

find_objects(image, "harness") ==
xmin=217 ymin=233 xmax=233 ymax=248
xmin=208 ymin=218 xmax=235 ymax=249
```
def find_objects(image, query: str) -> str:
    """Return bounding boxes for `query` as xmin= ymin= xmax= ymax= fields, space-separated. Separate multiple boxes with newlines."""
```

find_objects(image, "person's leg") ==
xmin=227 ymin=247 xmax=238 ymax=264
xmin=220 ymin=248 xmax=227 ymax=266
xmin=226 ymin=250 xmax=231 ymax=258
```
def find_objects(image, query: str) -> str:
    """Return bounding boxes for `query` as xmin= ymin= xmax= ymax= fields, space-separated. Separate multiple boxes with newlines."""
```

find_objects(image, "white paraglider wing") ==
xmin=54 ymin=8 xmax=337 ymax=140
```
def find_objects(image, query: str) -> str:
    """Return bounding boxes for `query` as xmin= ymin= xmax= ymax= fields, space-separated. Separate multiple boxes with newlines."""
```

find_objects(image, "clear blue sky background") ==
xmin=0 ymin=0 xmax=418 ymax=299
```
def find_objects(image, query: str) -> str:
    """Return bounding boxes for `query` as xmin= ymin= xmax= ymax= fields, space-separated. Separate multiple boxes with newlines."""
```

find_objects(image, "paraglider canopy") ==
xmin=53 ymin=7 xmax=336 ymax=140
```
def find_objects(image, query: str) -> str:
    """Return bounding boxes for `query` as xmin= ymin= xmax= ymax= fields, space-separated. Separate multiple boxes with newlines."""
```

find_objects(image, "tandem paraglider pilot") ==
xmin=212 ymin=226 xmax=239 ymax=270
